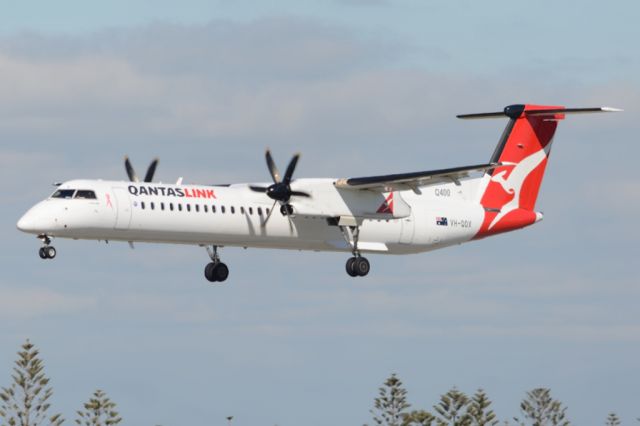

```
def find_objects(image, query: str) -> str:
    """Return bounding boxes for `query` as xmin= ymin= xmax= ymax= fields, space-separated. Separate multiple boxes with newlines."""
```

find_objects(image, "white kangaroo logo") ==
xmin=488 ymin=147 xmax=548 ymax=229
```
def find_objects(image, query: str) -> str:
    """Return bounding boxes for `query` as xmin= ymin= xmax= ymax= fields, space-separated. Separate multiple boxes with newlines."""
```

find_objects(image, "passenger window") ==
xmin=266 ymin=208 xmax=270 ymax=216
xmin=240 ymin=207 xmax=245 ymax=214
xmin=204 ymin=205 xmax=208 ymax=213
xmin=161 ymin=202 xmax=165 ymax=211
xmin=231 ymin=206 xmax=235 ymax=214
xmin=51 ymin=189 xmax=75 ymax=199
xmin=221 ymin=206 xmax=225 ymax=214
xmin=195 ymin=205 xmax=200 ymax=212
xmin=187 ymin=204 xmax=191 ymax=212
xmin=150 ymin=202 xmax=155 ymax=210
xmin=249 ymin=207 xmax=253 ymax=215
xmin=141 ymin=202 xmax=146 ymax=209
xmin=74 ymin=190 xmax=96 ymax=199
xmin=258 ymin=207 xmax=263 ymax=216
xmin=212 ymin=205 xmax=216 ymax=213
xmin=178 ymin=204 xmax=182 ymax=211
xmin=170 ymin=203 xmax=174 ymax=211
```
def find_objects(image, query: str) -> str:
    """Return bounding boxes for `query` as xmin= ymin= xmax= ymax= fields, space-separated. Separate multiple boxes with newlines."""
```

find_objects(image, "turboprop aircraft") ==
xmin=17 ymin=104 xmax=620 ymax=282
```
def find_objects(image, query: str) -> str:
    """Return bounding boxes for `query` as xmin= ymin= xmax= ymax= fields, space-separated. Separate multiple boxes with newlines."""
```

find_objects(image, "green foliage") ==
xmin=433 ymin=387 xmax=472 ymax=426
xmin=0 ymin=340 xmax=64 ymax=426
xmin=467 ymin=389 xmax=498 ymax=426
xmin=370 ymin=374 xmax=411 ymax=426
xmin=605 ymin=413 xmax=620 ymax=426
xmin=75 ymin=390 xmax=122 ymax=426
xmin=513 ymin=388 xmax=570 ymax=426
xmin=402 ymin=410 xmax=435 ymax=426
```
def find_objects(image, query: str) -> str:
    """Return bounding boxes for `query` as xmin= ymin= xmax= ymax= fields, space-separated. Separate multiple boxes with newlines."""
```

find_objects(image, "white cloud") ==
xmin=0 ymin=286 xmax=96 ymax=319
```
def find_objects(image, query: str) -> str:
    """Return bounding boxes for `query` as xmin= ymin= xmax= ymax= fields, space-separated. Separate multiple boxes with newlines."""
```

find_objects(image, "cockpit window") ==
xmin=75 ymin=190 xmax=97 ymax=199
xmin=51 ymin=189 xmax=75 ymax=199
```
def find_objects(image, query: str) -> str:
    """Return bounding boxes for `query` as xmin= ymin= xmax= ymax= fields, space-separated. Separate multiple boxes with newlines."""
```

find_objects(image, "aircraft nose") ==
xmin=17 ymin=211 xmax=38 ymax=233
xmin=17 ymin=214 xmax=29 ymax=231
xmin=17 ymin=203 xmax=53 ymax=234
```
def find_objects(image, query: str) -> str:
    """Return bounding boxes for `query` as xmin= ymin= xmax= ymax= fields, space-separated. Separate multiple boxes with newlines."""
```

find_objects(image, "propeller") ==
xmin=124 ymin=156 xmax=159 ymax=182
xmin=249 ymin=150 xmax=310 ymax=203
xmin=250 ymin=150 xmax=309 ymax=229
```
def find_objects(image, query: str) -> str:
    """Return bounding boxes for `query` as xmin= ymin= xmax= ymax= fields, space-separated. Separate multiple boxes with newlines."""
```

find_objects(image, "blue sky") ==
xmin=1 ymin=1 xmax=639 ymax=425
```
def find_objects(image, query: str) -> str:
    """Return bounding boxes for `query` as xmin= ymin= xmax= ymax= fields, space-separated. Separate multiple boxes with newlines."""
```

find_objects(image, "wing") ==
xmin=334 ymin=163 xmax=499 ymax=191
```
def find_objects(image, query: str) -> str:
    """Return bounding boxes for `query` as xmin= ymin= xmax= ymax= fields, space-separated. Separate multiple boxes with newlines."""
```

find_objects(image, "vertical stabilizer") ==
xmin=456 ymin=104 xmax=620 ymax=238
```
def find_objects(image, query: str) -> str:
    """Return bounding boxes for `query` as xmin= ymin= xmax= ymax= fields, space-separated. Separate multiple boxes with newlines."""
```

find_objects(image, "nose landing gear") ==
xmin=37 ymin=235 xmax=56 ymax=260
xmin=204 ymin=245 xmax=229 ymax=283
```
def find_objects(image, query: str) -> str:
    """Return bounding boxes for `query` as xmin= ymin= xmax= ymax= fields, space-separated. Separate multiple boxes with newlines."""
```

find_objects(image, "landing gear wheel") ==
xmin=354 ymin=257 xmax=370 ymax=276
xmin=39 ymin=246 xmax=56 ymax=259
xmin=205 ymin=262 xmax=217 ymax=282
xmin=346 ymin=256 xmax=370 ymax=277
xmin=45 ymin=246 xmax=57 ymax=259
xmin=214 ymin=263 xmax=229 ymax=282
xmin=204 ymin=262 xmax=230 ymax=283
xmin=346 ymin=257 xmax=358 ymax=277
xmin=280 ymin=204 xmax=294 ymax=216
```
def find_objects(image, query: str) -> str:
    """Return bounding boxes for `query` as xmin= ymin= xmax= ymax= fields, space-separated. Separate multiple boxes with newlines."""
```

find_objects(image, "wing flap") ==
xmin=334 ymin=163 xmax=499 ymax=191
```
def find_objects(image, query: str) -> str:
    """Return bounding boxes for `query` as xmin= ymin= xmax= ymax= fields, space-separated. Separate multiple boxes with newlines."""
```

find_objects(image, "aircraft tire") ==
xmin=45 ymin=246 xmax=56 ymax=259
xmin=214 ymin=263 xmax=229 ymax=282
xmin=346 ymin=257 xmax=358 ymax=277
xmin=354 ymin=257 xmax=370 ymax=277
xmin=204 ymin=262 xmax=218 ymax=282
xmin=38 ymin=247 xmax=47 ymax=259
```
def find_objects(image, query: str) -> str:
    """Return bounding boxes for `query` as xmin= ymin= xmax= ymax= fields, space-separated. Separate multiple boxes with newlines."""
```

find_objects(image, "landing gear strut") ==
xmin=204 ymin=245 xmax=229 ymax=283
xmin=340 ymin=225 xmax=370 ymax=277
xmin=37 ymin=234 xmax=56 ymax=260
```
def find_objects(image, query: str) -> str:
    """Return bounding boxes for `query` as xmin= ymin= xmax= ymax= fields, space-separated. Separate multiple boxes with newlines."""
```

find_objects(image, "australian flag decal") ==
xmin=436 ymin=216 xmax=448 ymax=226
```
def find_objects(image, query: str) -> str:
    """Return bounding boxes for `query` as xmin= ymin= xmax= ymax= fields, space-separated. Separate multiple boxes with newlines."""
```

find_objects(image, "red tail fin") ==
xmin=456 ymin=104 xmax=619 ymax=238
xmin=470 ymin=104 xmax=564 ymax=237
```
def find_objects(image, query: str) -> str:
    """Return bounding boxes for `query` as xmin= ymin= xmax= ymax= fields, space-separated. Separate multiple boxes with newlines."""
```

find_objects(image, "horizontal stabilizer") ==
xmin=457 ymin=105 xmax=622 ymax=120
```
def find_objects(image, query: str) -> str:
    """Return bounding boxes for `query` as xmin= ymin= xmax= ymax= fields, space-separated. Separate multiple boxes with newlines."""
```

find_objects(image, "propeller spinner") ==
xmin=124 ymin=156 xmax=159 ymax=182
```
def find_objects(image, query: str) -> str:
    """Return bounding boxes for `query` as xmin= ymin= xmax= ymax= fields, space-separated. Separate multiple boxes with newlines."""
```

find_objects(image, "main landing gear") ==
xmin=340 ymin=224 xmax=370 ymax=277
xmin=204 ymin=245 xmax=229 ymax=283
xmin=37 ymin=234 xmax=56 ymax=260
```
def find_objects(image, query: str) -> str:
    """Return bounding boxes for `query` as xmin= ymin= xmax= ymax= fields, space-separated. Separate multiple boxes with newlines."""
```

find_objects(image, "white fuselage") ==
xmin=17 ymin=177 xmax=494 ymax=255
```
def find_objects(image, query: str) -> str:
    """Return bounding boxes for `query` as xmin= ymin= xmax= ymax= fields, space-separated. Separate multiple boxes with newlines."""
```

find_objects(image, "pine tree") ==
xmin=433 ymin=387 xmax=471 ymax=426
xmin=467 ymin=389 xmax=498 ymax=426
xmin=513 ymin=388 xmax=570 ymax=426
xmin=0 ymin=340 xmax=64 ymax=426
xmin=370 ymin=374 xmax=411 ymax=426
xmin=75 ymin=390 xmax=122 ymax=425
xmin=402 ymin=410 xmax=435 ymax=426
xmin=604 ymin=413 xmax=620 ymax=426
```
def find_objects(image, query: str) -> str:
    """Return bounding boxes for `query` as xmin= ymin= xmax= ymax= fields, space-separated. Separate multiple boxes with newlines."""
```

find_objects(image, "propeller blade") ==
xmin=283 ymin=153 xmax=300 ymax=184
xmin=290 ymin=190 xmax=310 ymax=198
xmin=261 ymin=200 xmax=278 ymax=228
xmin=265 ymin=150 xmax=281 ymax=183
xmin=124 ymin=156 xmax=139 ymax=182
xmin=144 ymin=158 xmax=159 ymax=183
xmin=249 ymin=186 xmax=268 ymax=193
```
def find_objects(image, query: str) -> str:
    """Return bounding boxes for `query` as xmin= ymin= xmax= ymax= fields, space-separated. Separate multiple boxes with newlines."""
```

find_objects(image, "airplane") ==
xmin=16 ymin=104 xmax=620 ymax=282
